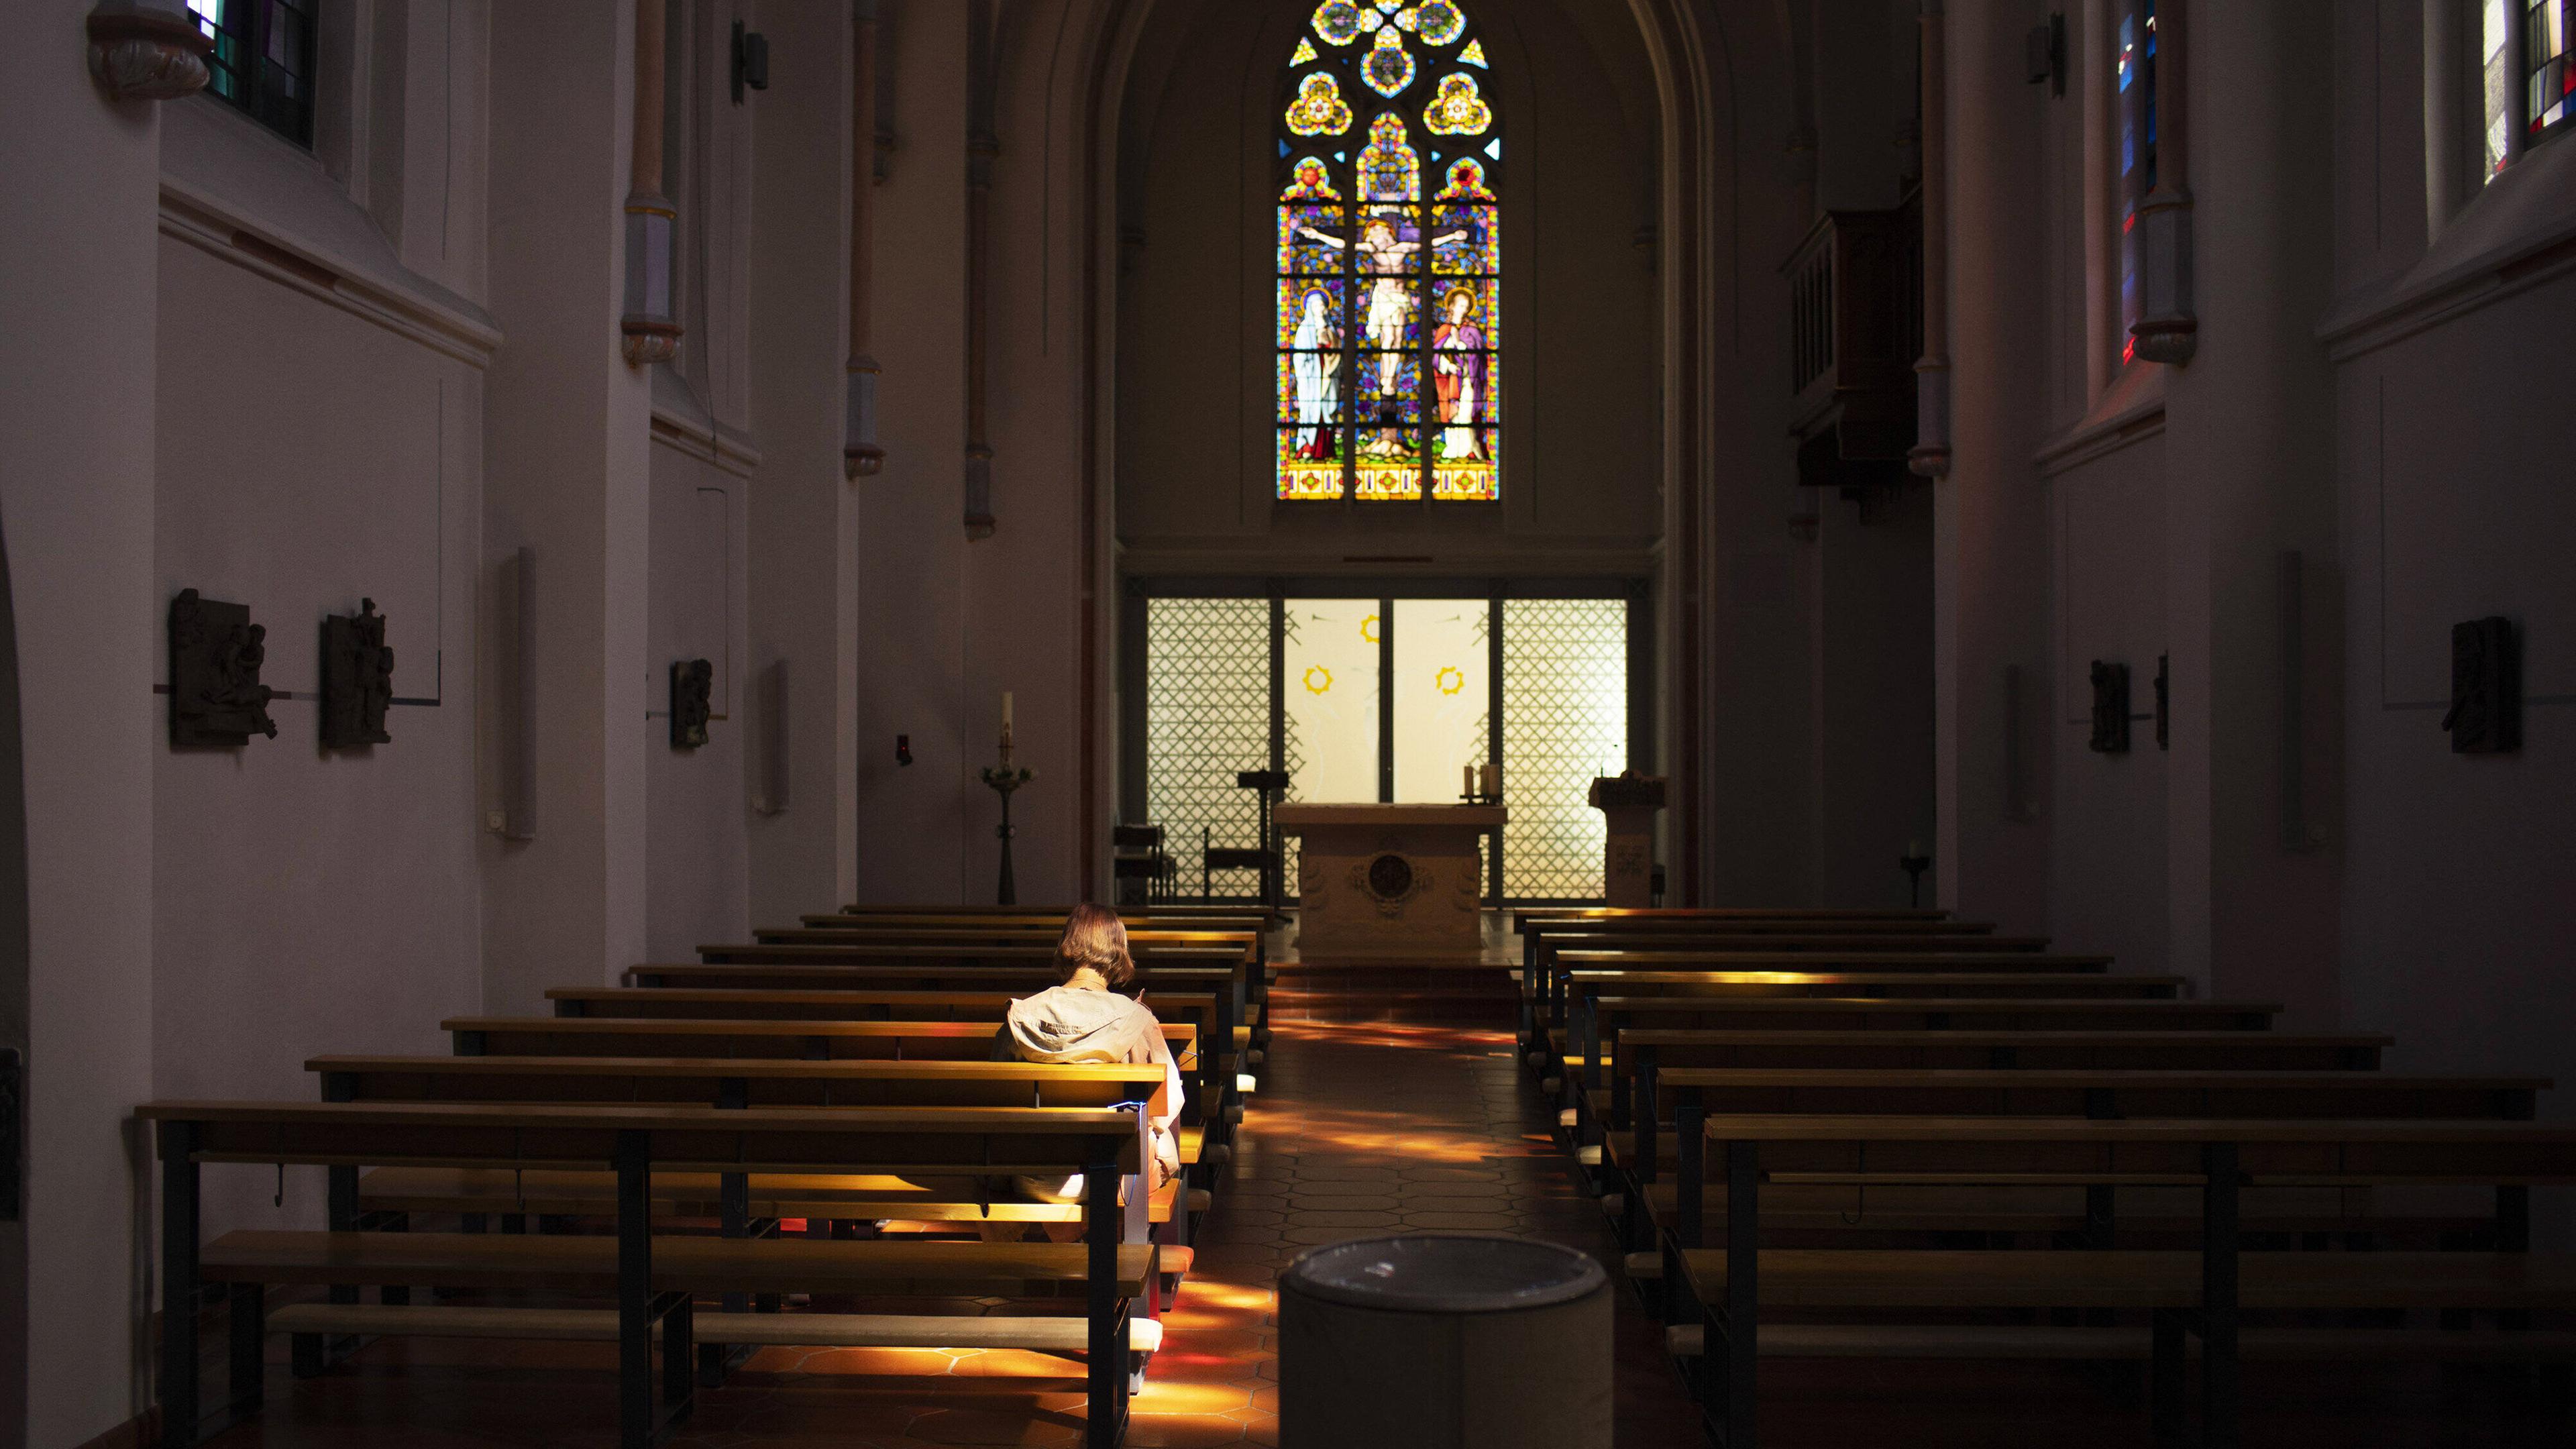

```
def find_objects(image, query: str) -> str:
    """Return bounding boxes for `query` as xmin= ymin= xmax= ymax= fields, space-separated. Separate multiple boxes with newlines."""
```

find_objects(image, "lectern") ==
xmin=1587 ymin=774 xmax=1666 ymax=908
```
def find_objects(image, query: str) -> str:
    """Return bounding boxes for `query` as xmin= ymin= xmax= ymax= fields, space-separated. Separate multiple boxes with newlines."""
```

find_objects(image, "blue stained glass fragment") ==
xmin=1281 ymin=140 xmax=1293 ymax=156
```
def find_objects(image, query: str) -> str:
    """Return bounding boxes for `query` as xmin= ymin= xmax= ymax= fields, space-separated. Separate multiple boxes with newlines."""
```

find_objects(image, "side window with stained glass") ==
xmin=2114 ymin=0 xmax=2155 ymax=367
xmin=1277 ymin=1 xmax=1501 ymax=503
xmin=2485 ymin=1 xmax=2576 ymax=178
xmin=186 ymin=0 xmax=319 ymax=148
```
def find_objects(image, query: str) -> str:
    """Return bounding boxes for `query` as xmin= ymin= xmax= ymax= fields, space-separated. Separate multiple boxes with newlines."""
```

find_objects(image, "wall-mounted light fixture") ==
xmin=731 ymin=20 xmax=769 ymax=105
xmin=2025 ymin=13 xmax=2066 ymax=97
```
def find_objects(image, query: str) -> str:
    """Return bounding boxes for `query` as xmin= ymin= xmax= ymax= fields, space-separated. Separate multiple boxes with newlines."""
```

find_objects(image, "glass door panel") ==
xmin=1391 ymin=598 xmax=1490 ymax=802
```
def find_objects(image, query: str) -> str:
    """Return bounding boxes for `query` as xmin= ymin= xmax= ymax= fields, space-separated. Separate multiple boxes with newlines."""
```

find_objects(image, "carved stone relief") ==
xmin=170 ymin=589 xmax=278 ymax=747
xmin=2443 ymin=617 xmax=2520 ymax=754
xmin=671 ymin=659 xmax=714 ymax=749
xmin=319 ymin=599 xmax=395 ymax=749
xmin=2088 ymin=660 xmax=2130 ymax=755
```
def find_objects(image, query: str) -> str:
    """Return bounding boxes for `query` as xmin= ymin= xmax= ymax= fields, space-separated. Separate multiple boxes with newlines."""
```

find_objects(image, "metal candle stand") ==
xmin=1899 ymin=849 xmax=1931 ymax=907
xmin=981 ymin=745 xmax=1034 ymax=906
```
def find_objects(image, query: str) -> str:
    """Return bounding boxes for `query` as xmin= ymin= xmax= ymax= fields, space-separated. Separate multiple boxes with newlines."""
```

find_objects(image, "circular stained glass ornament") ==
xmin=1422 ymin=72 xmax=1491 ymax=136
xmin=1363 ymin=27 xmax=1416 ymax=97
xmin=1415 ymin=0 xmax=1465 ymax=46
xmin=1286 ymin=72 xmax=1355 ymax=137
xmin=1311 ymin=1 xmax=1364 ymax=46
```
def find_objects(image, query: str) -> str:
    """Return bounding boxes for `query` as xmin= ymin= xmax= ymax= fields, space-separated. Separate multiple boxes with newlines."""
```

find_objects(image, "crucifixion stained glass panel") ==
xmin=1277 ymin=0 xmax=1500 ymax=503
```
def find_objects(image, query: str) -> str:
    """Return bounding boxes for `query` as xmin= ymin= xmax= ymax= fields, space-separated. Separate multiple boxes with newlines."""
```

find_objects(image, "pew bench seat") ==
xmin=264 ymin=1302 xmax=1168 ymax=1354
xmin=1665 ymin=1322 xmax=2576 ymax=1363
xmin=1670 ymin=1246 xmax=2576 ymax=1311
xmin=354 ymin=1166 xmax=1213 ymax=1225
xmin=204 ymin=1229 xmax=1159 ymax=1298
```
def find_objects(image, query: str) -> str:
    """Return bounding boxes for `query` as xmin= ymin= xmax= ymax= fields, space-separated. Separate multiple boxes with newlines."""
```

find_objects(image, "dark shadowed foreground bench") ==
xmin=139 ymin=1100 xmax=1148 ymax=1449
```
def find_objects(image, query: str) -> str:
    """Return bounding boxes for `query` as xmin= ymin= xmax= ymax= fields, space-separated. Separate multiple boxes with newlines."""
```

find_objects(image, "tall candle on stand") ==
xmin=1463 ymin=763 xmax=1475 ymax=798
xmin=1000 ymin=691 xmax=1014 ymax=765
xmin=1479 ymin=761 xmax=1498 ymax=798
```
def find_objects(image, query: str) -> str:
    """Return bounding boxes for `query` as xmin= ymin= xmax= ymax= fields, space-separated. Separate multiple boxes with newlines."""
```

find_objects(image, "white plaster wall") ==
xmin=151 ymin=234 xmax=486 ymax=1241
xmin=0 ymin=8 xmax=162 ymax=1438
xmin=2338 ymin=274 xmax=2576 ymax=1159
xmin=2047 ymin=435 xmax=2170 ymax=973
xmin=1810 ymin=486 xmax=1937 ymax=909
xmin=745 ymin=0 xmax=862 ymax=924
xmin=644 ymin=443 xmax=751 ymax=955
xmin=850 ymin=0 xmax=974 ymax=903
xmin=479 ymin=0 xmax=656 ymax=1009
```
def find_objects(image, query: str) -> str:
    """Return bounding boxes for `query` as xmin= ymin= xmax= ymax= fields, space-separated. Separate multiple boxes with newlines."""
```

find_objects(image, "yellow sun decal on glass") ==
xmin=1303 ymin=665 xmax=1334 ymax=695
xmin=1360 ymin=614 xmax=1381 ymax=643
xmin=1436 ymin=665 xmax=1466 ymax=696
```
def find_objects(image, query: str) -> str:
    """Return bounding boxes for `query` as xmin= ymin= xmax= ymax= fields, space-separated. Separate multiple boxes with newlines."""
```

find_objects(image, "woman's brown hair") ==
xmin=1055 ymin=904 xmax=1136 ymax=990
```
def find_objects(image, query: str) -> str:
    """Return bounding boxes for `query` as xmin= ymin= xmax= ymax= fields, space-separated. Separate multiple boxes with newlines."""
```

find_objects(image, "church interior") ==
xmin=3 ymin=0 xmax=2573 ymax=1444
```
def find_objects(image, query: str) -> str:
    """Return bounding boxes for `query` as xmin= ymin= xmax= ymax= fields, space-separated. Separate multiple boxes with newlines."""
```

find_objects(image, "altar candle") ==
xmin=1002 ymin=692 xmax=1014 ymax=731
xmin=1906 ymin=839 xmax=1925 ymax=859
xmin=1463 ymin=763 xmax=1475 ymax=796
xmin=1479 ymin=761 xmax=1498 ymax=798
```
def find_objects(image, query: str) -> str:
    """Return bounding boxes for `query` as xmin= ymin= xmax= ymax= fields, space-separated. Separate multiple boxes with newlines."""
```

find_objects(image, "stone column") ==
xmin=1932 ymin=0 xmax=2053 ymax=929
xmin=483 ymin=0 xmax=655 ymax=1006
xmin=2159 ymin=0 xmax=2341 ymax=1012
xmin=0 ymin=5 xmax=162 ymax=1439
xmin=844 ymin=0 xmax=884 ymax=478
xmin=751 ymin=0 xmax=864 ymax=921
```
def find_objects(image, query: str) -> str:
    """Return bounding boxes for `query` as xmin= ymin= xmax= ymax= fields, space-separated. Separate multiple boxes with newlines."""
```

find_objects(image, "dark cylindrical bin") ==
xmin=1277 ymin=1233 xmax=1611 ymax=1449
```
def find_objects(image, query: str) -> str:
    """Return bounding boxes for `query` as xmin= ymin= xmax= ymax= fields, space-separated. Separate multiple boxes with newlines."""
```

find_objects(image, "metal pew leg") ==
xmin=1084 ymin=1144 xmax=1125 ymax=1449
xmin=227 ymin=1284 xmax=265 ymax=1421
xmin=160 ymin=1122 xmax=201 ymax=1449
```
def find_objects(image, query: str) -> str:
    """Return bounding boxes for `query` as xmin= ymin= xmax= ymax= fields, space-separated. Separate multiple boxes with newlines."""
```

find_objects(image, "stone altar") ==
xmin=1277 ymin=803 xmax=1507 ymax=963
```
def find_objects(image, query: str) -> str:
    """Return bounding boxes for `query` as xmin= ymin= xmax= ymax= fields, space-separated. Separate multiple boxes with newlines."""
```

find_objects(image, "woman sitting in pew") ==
xmin=982 ymin=904 xmax=1183 ymax=1240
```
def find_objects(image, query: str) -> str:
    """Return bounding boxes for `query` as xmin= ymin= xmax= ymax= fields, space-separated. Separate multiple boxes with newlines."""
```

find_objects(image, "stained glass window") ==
xmin=2526 ymin=2 xmax=2575 ymax=139
xmin=2116 ymin=0 xmax=2156 ymax=366
xmin=1277 ymin=0 xmax=1500 ymax=502
xmin=184 ymin=0 xmax=318 ymax=148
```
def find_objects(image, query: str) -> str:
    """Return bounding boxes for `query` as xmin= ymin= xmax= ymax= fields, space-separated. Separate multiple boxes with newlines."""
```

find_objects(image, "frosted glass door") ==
xmin=1391 ymin=598 xmax=1490 ymax=802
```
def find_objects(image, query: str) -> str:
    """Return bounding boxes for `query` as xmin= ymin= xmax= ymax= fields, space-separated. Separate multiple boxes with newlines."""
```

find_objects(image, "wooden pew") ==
xmin=310 ymin=1055 xmax=1209 ymax=1242
xmin=828 ymin=903 xmax=1286 ymax=928
xmin=1612 ymin=1067 xmax=2549 ymax=1246
xmin=1608 ymin=1028 xmax=2392 ymax=1072
xmin=544 ymin=986 xmax=1230 ymax=1116
xmin=659 ymin=946 xmax=1261 ymax=1069
xmin=1653 ymin=1114 xmax=2576 ymax=1447
xmin=1563 ymin=999 xmax=2285 ymax=1116
xmin=441 ymin=1016 xmax=1198 ymax=1066
xmin=1534 ymin=951 xmax=2118 ymax=1038
xmin=140 ymin=1099 xmax=1152 ymax=1449
xmin=619 ymin=961 xmax=1254 ymax=1108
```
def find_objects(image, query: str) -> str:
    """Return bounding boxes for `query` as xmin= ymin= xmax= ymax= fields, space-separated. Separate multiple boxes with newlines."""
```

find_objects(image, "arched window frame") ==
xmin=1275 ymin=1 xmax=1503 ymax=504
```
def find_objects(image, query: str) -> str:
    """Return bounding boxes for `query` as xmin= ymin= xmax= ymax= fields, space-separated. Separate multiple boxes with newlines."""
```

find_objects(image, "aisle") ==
xmin=1173 ymin=1018 xmax=1706 ymax=1447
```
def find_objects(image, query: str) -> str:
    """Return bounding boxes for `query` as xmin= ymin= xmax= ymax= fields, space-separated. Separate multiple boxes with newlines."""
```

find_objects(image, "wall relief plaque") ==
xmin=169 ymin=589 xmax=277 ymax=747
xmin=671 ymin=659 xmax=714 ymax=749
xmin=319 ymin=598 xmax=395 ymax=749
xmin=2443 ymin=616 xmax=2520 ymax=754
xmin=2088 ymin=659 xmax=2131 ymax=754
